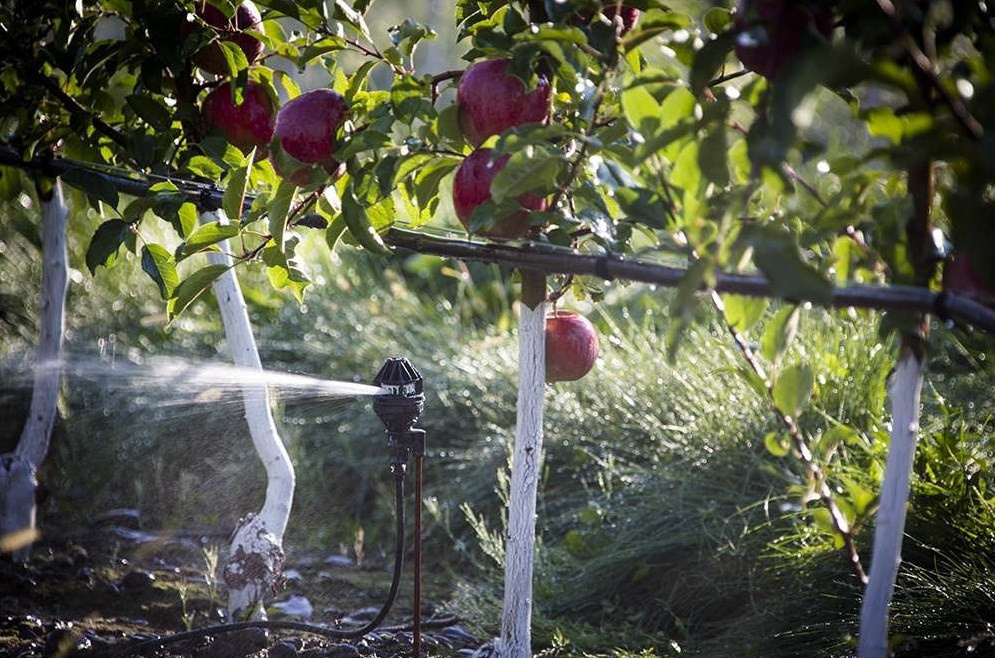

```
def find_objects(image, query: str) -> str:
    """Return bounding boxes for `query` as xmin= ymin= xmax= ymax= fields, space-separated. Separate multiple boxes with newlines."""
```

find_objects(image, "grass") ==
xmin=4 ymin=193 xmax=995 ymax=655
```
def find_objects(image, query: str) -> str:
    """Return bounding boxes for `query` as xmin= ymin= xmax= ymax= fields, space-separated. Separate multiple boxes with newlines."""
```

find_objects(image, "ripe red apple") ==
xmin=545 ymin=311 xmax=599 ymax=383
xmin=603 ymin=4 xmax=640 ymax=33
xmin=452 ymin=148 xmax=548 ymax=239
xmin=733 ymin=0 xmax=833 ymax=79
xmin=457 ymin=59 xmax=552 ymax=147
xmin=944 ymin=254 xmax=995 ymax=309
xmin=189 ymin=1 xmax=264 ymax=76
xmin=269 ymin=89 xmax=348 ymax=184
xmin=201 ymin=81 xmax=275 ymax=155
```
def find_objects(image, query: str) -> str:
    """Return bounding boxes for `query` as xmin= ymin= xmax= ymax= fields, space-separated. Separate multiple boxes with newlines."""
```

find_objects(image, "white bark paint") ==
xmin=496 ymin=287 xmax=546 ymax=658
xmin=200 ymin=210 xmax=295 ymax=619
xmin=858 ymin=348 xmax=925 ymax=658
xmin=0 ymin=181 xmax=68 ymax=562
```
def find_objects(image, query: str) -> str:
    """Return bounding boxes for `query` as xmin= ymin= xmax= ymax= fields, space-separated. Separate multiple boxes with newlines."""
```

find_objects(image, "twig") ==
xmin=873 ymin=0 xmax=983 ymax=140
xmin=34 ymin=74 xmax=130 ymax=150
xmin=709 ymin=291 xmax=868 ymax=587
xmin=708 ymin=69 xmax=751 ymax=87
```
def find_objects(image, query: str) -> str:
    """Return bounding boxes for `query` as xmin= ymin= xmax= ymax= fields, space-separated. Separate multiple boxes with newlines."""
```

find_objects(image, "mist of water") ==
xmin=3 ymin=355 xmax=385 ymax=417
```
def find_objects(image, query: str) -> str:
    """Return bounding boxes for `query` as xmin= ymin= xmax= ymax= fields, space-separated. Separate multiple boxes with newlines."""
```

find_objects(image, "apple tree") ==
xmin=2 ymin=0 xmax=995 ymax=655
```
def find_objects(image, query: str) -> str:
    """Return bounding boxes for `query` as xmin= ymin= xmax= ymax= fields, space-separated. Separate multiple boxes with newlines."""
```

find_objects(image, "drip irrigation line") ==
xmin=3 ymin=146 xmax=995 ymax=333
xmin=383 ymin=229 xmax=995 ymax=333
xmin=110 ymin=474 xmax=408 ymax=658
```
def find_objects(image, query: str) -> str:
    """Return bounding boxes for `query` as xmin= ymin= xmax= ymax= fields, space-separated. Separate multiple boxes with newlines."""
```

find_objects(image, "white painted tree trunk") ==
xmin=858 ymin=346 xmax=925 ymax=658
xmin=496 ymin=270 xmax=546 ymax=658
xmin=200 ymin=210 xmax=296 ymax=620
xmin=0 ymin=180 xmax=68 ymax=562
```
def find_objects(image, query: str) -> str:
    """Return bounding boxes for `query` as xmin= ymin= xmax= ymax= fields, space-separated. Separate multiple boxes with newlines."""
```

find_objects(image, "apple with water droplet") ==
xmin=452 ymin=148 xmax=547 ymax=239
xmin=270 ymin=89 xmax=348 ymax=185
xmin=201 ymin=81 xmax=275 ymax=155
xmin=733 ymin=0 xmax=833 ymax=79
xmin=545 ymin=311 xmax=599 ymax=383
xmin=189 ymin=1 xmax=265 ymax=76
xmin=457 ymin=59 xmax=552 ymax=147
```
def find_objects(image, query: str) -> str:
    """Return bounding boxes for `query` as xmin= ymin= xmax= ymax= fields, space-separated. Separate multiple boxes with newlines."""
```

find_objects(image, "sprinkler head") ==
xmin=373 ymin=357 xmax=424 ymax=433
xmin=373 ymin=357 xmax=426 ymax=473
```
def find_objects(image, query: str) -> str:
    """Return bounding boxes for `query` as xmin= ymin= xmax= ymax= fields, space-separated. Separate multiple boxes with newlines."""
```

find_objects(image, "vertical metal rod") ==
xmin=413 ymin=455 xmax=423 ymax=657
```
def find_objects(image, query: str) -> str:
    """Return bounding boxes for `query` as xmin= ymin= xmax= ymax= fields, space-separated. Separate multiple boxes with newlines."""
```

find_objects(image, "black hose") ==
xmin=112 ymin=475 xmax=407 ymax=657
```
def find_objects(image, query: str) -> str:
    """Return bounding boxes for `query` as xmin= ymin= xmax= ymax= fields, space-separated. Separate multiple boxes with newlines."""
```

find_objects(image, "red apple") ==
xmin=201 ymin=81 xmax=275 ymax=155
xmin=545 ymin=311 xmax=599 ymax=383
xmin=452 ymin=148 xmax=548 ymax=239
xmin=457 ymin=59 xmax=552 ymax=147
xmin=733 ymin=0 xmax=833 ymax=79
xmin=272 ymin=89 xmax=347 ymax=166
xmin=603 ymin=4 xmax=640 ymax=33
xmin=944 ymin=254 xmax=995 ymax=309
xmin=189 ymin=1 xmax=264 ymax=76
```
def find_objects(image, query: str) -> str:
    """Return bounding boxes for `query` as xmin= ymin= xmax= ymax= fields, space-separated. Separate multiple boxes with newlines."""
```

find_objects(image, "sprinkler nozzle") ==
xmin=373 ymin=357 xmax=425 ymax=474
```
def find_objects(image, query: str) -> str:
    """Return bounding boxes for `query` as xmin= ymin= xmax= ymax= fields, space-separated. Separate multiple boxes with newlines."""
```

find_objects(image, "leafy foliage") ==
xmin=2 ymin=0 xmax=992 ymax=322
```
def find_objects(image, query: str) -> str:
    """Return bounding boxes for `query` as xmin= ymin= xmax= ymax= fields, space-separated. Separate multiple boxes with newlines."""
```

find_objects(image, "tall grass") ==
xmin=4 ymin=196 xmax=995 ymax=656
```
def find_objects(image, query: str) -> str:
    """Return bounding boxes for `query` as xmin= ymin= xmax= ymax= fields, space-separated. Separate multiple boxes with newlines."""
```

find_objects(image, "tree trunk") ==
xmin=0 ymin=179 xmax=68 ymax=562
xmin=496 ymin=269 xmax=546 ymax=658
xmin=858 ymin=346 xmax=924 ymax=658
xmin=859 ymin=160 xmax=933 ymax=657
xmin=200 ymin=210 xmax=296 ymax=620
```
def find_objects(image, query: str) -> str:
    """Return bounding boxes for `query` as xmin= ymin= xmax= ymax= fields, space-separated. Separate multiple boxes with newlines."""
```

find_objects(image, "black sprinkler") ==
xmin=114 ymin=358 xmax=429 ymax=658
xmin=374 ymin=356 xmax=427 ymax=476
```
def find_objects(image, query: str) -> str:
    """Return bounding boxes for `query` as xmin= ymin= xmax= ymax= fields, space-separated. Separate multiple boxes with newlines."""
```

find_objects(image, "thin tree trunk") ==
xmin=0 ymin=179 xmax=68 ymax=562
xmin=496 ymin=269 xmax=546 ymax=658
xmin=858 ymin=158 xmax=934 ymax=658
xmin=858 ymin=347 xmax=924 ymax=658
xmin=199 ymin=210 xmax=295 ymax=620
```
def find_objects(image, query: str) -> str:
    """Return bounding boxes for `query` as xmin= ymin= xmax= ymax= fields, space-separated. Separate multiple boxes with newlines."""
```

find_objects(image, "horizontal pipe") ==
xmin=383 ymin=228 xmax=995 ymax=332
xmin=2 ymin=146 xmax=994 ymax=333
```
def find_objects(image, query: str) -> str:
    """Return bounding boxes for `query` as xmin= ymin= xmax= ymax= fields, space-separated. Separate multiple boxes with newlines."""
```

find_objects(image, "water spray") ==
xmin=113 ymin=357 xmax=428 ymax=658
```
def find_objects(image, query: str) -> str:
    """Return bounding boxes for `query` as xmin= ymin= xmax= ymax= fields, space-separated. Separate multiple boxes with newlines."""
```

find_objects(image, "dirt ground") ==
xmin=0 ymin=521 xmax=483 ymax=658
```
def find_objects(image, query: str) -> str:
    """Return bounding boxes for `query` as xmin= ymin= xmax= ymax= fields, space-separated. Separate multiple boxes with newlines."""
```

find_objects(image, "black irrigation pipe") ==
xmin=383 ymin=229 xmax=995 ymax=333
xmin=3 ymin=146 xmax=995 ymax=333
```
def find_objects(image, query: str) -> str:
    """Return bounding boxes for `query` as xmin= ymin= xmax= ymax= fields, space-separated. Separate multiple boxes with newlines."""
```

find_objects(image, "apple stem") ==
xmin=0 ymin=178 xmax=68 ymax=562
xmin=497 ymin=268 xmax=547 ymax=658
xmin=200 ymin=209 xmax=296 ymax=620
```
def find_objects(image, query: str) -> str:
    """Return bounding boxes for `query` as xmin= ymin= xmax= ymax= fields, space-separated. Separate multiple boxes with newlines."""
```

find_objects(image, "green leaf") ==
xmin=689 ymin=30 xmax=736 ymax=94
xmin=773 ymin=363 xmax=814 ymax=418
xmin=167 ymin=264 xmax=229 ymax=320
xmin=747 ymin=226 xmax=833 ymax=305
xmin=61 ymin=167 xmax=119 ymax=207
xmin=141 ymin=244 xmax=179 ymax=299
xmin=621 ymin=83 xmax=659 ymax=134
xmin=177 ymin=202 xmax=198 ymax=238
xmin=179 ymin=221 xmax=240 ymax=259
xmin=85 ymin=220 xmax=130 ymax=274
xmin=268 ymin=180 xmax=297 ymax=252
xmin=325 ymin=214 xmax=347 ymax=251
xmin=341 ymin=187 xmax=392 ymax=254
xmin=223 ymin=147 xmax=255 ymax=221
xmin=217 ymin=40 xmax=250 ymax=76
xmin=490 ymin=148 xmax=564 ymax=203
xmin=722 ymin=295 xmax=767 ymax=333
xmin=126 ymin=94 xmax=172 ymax=130
xmin=698 ymin=124 xmax=730 ymax=187
xmin=297 ymin=37 xmax=348 ymax=67
xmin=764 ymin=431 xmax=791 ymax=458
xmin=188 ymin=155 xmax=223 ymax=179
xmin=391 ymin=74 xmax=432 ymax=124
xmin=761 ymin=306 xmax=800 ymax=363
xmin=703 ymin=7 xmax=733 ymax=34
